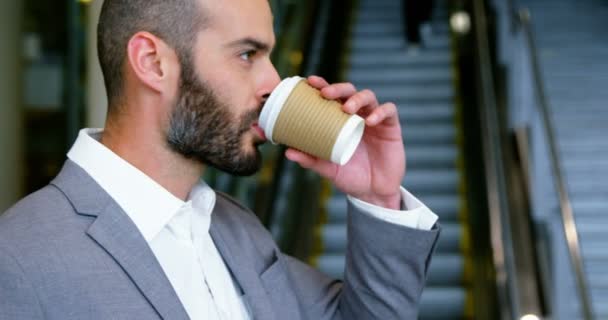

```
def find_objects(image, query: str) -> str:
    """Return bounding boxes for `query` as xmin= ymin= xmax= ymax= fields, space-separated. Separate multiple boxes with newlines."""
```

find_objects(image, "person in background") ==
xmin=402 ymin=0 xmax=436 ymax=54
xmin=0 ymin=0 xmax=440 ymax=319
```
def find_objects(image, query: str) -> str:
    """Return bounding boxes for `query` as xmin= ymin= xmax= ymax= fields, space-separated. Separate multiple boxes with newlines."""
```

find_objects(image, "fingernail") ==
xmin=368 ymin=115 xmax=378 ymax=123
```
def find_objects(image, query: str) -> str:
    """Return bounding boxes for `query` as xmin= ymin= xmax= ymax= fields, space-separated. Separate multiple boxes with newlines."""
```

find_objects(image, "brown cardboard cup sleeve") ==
xmin=259 ymin=76 xmax=365 ymax=165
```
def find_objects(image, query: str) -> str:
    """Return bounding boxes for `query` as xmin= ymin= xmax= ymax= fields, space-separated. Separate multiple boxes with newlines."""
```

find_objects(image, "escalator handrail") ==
xmin=471 ymin=0 xmax=518 ymax=318
xmin=515 ymin=9 xmax=594 ymax=320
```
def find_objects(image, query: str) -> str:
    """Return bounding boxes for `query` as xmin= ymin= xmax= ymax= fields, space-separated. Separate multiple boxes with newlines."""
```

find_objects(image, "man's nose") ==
xmin=258 ymin=63 xmax=281 ymax=100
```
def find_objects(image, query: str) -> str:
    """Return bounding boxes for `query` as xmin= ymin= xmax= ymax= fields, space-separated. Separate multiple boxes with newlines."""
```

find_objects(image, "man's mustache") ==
xmin=239 ymin=106 xmax=263 ymax=133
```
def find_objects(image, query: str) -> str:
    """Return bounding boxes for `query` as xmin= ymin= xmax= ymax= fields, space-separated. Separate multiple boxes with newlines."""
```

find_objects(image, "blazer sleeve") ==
xmin=282 ymin=200 xmax=440 ymax=320
xmin=0 ymin=247 xmax=45 ymax=320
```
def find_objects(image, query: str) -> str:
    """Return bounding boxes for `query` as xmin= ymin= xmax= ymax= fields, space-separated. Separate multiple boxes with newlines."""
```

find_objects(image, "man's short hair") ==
xmin=97 ymin=0 xmax=205 ymax=109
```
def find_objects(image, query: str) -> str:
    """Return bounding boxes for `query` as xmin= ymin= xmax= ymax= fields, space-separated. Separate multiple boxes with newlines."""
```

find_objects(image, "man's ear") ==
xmin=126 ymin=31 xmax=178 ymax=94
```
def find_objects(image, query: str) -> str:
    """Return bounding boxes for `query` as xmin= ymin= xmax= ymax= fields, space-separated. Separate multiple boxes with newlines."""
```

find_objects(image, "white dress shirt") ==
xmin=67 ymin=128 xmax=438 ymax=320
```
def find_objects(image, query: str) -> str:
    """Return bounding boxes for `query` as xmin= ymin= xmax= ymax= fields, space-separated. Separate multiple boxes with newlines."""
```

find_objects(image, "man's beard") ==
xmin=166 ymin=64 xmax=263 ymax=176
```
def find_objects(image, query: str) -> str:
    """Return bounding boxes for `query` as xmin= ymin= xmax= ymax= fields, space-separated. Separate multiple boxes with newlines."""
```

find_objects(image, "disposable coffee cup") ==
xmin=259 ymin=76 xmax=365 ymax=165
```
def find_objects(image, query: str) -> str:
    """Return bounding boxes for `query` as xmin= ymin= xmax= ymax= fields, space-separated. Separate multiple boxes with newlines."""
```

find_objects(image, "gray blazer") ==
xmin=0 ymin=160 xmax=440 ymax=319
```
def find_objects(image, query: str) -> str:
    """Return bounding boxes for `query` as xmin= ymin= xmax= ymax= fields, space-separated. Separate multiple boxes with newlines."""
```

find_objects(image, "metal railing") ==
xmin=470 ymin=0 xmax=519 ymax=318
xmin=471 ymin=0 xmax=568 ymax=318
xmin=490 ymin=0 xmax=594 ymax=316
xmin=516 ymin=9 xmax=594 ymax=320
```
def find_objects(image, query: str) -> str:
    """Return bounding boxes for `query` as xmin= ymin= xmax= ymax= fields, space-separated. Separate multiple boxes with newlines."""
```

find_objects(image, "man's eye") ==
xmin=239 ymin=50 xmax=256 ymax=61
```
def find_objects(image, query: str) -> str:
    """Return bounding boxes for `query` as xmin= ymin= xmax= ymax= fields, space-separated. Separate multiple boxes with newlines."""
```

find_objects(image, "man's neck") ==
xmin=100 ymin=121 xmax=204 ymax=201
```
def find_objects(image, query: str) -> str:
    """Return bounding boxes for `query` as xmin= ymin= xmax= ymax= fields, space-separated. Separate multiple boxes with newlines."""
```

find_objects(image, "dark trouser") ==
xmin=403 ymin=0 xmax=434 ymax=44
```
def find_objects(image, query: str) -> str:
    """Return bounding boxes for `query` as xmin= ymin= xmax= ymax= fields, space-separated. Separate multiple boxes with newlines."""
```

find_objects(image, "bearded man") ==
xmin=0 ymin=0 xmax=440 ymax=319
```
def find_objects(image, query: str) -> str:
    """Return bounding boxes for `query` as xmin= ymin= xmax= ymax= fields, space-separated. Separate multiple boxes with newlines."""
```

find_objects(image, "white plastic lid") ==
xmin=331 ymin=114 xmax=365 ymax=165
xmin=258 ymin=76 xmax=304 ymax=144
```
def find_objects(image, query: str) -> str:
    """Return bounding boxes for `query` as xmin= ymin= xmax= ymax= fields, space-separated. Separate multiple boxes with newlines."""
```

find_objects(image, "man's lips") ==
xmin=252 ymin=122 xmax=267 ymax=141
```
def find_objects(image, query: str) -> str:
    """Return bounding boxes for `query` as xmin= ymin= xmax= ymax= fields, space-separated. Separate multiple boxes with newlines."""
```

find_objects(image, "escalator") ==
xmin=312 ymin=1 xmax=472 ymax=318
xmin=259 ymin=0 xmax=608 ymax=318
xmin=510 ymin=0 xmax=608 ymax=318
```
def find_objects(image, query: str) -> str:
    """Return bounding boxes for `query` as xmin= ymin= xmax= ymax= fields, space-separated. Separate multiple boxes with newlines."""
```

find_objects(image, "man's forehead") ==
xmin=200 ymin=0 xmax=275 ymax=46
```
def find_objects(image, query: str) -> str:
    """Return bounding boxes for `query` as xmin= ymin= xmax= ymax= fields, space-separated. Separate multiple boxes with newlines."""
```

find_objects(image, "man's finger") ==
xmin=366 ymin=102 xmax=399 ymax=126
xmin=355 ymin=104 xmax=375 ymax=119
xmin=320 ymin=83 xmax=357 ymax=100
xmin=343 ymin=89 xmax=378 ymax=114
xmin=285 ymin=148 xmax=338 ymax=179
xmin=307 ymin=75 xmax=329 ymax=89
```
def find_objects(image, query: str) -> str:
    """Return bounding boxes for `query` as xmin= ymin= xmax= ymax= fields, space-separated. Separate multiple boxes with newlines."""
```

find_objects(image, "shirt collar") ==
xmin=67 ymin=128 xmax=215 ymax=242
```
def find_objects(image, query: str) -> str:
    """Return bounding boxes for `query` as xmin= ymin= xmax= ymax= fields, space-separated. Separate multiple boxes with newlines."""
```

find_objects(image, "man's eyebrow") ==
xmin=226 ymin=37 xmax=272 ymax=52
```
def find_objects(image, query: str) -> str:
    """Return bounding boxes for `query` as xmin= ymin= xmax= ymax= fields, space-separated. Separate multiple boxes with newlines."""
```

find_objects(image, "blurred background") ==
xmin=0 ymin=0 xmax=606 ymax=319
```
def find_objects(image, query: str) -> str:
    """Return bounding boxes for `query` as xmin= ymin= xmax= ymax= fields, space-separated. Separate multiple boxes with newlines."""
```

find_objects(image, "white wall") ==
xmin=0 ymin=1 xmax=24 ymax=212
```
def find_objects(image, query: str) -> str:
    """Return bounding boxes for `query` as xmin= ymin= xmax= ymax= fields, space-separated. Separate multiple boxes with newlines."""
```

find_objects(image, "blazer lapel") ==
xmin=87 ymin=202 xmax=189 ymax=320
xmin=52 ymin=160 xmax=189 ymax=320
xmin=210 ymin=198 xmax=275 ymax=320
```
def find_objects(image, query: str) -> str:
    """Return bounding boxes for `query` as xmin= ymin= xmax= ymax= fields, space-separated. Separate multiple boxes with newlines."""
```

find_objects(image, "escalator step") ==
xmin=403 ymin=124 xmax=456 ymax=145
xmin=349 ymin=68 xmax=452 ymax=86
xmin=351 ymin=38 xmax=450 ymax=52
xmin=419 ymin=194 xmax=461 ymax=221
xmin=353 ymin=22 xmax=451 ymax=38
xmin=350 ymin=62 xmax=452 ymax=75
xmin=353 ymin=34 xmax=451 ymax=50
xmin=402 ymin=169 xmax=459 ymax=194
xmin=397 ymin=103 xmax=455 ymax=123
xmin=356 ymin=15 xmax=449 ymax=26
xmin=425 ymin=254 xmax=466 ymax=286
xmin=369 ymin=84 xmax=454 ymax=102
xmin=420 ymin=287 xmax=467 ymax=320
xmin=407 ymin=145 xmax=458 ymax=169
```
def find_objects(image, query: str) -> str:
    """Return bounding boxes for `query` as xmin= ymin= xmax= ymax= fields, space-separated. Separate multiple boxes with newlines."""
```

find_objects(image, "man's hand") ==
xmin=285 ymin=75 xmax=406 ymax=210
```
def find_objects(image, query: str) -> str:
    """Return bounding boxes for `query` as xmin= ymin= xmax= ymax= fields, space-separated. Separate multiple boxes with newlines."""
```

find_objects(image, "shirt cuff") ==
xmin=347 ymin=187 xmax=438 ymax=230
